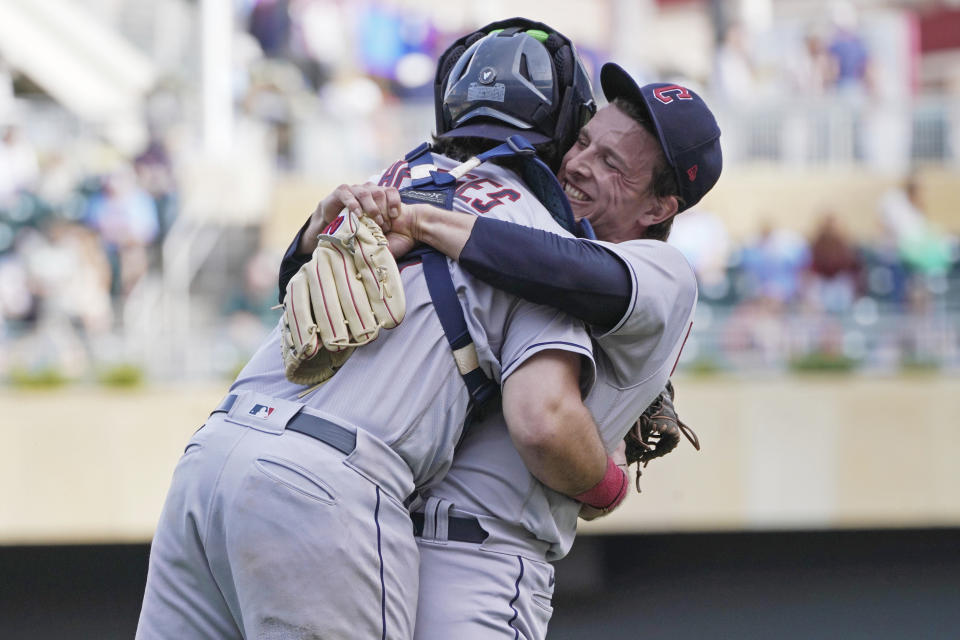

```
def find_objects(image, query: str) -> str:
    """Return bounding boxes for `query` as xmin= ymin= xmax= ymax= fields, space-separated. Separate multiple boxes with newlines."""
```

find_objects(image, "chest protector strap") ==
xmin=398 ymin=136 xmax=586 ymax=424
xmin=398 ymin=143 xmax=495 ymax=424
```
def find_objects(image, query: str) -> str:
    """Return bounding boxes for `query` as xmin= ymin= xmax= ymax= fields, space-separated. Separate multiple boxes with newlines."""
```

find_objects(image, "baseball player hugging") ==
xmin=269 ymin=18 xmax=722 ymax=640
xmin=137 ymin=17 xmax=621 ymax=640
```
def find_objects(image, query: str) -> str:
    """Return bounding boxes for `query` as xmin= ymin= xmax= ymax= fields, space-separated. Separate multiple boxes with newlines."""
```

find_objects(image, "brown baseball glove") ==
xmin=623 ymin=380 xmax=700 ymax=491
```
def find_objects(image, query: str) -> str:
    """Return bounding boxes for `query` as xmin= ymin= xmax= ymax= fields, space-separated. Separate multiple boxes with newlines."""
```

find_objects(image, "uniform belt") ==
xmin=411 ymin=511 xmax=488 ymax=544
xmin=211 ymin=394 xmax=356 ymax=455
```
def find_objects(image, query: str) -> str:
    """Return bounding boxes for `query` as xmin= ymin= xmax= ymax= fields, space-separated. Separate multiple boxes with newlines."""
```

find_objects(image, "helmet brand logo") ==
xmin=478 ymin=67 xmax=497 ymax=85
xmin=467 ymin=83 xmax=506 ymax=103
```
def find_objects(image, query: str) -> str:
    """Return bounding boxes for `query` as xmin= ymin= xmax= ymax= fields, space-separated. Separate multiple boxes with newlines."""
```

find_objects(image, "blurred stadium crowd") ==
xmin=0 ymin=0 xmax=958 ymax=384
xmin=673 ymin=186 xmax=958 ymax=372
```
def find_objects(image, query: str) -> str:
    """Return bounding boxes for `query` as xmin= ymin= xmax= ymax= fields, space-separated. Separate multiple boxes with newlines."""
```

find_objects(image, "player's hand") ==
xmin=578 ymin=441 xmax=628 ymax=522
xmin=384 ymin=203 xmax=429 ymax=258
xmin=282 ymin=209 xmax=406 ymax=385
xmin=300 ymin=184 xmax=402 ymax=254
xmin=612 ymin=438 xmax=628 ymax=469
xmin=578 ymin=503 xmax=605 ymax=521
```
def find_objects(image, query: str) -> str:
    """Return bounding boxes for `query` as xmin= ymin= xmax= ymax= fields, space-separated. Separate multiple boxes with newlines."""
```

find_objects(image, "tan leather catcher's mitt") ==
xmin=281 ymin=210 xmax=405 ymax=385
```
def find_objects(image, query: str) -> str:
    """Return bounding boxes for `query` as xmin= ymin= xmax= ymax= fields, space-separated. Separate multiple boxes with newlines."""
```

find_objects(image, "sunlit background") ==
xmin=0 ymin=0 xmax=958 ymax=638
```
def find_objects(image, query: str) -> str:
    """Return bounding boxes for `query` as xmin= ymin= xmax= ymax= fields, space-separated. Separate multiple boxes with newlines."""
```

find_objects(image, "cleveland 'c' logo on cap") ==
xmin=653 ymin=85 xmax=692 ymax=104
xmin=687 ymin=165 xmax=698 ymax=181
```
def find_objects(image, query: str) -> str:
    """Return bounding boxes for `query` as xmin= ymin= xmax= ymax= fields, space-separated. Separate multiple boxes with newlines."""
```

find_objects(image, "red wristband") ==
xmin=574 ymin=456 xmax=628 ymax=510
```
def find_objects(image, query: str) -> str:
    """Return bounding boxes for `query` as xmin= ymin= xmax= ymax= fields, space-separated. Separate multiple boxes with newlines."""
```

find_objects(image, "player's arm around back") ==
xmin=395 ymin=203 xmax=631 ymax=329
xmin=501 ymin=349 xmax=607 ymax=496
xmin=277 ymin=187 xmax=633 ymax=329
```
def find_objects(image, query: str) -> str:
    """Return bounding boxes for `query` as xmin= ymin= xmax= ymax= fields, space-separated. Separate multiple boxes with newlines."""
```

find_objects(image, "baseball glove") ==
xmin=623 ymin=380 xmax=700 ymax=491
xmin=281 ymin=209 xmax=405 ymax=385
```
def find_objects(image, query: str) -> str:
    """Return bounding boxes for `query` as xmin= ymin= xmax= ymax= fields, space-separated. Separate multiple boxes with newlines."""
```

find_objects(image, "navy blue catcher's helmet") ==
xmin=434 ymin=17 xmax=597 ymax=171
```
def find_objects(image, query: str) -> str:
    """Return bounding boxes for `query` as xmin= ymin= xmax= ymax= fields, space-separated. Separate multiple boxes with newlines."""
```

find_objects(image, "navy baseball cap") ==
xmin=600 ymin=62 xmax=722 ymax=212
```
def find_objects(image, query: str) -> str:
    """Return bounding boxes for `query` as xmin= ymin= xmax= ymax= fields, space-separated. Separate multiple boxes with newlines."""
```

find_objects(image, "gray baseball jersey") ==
xmin=230 ymin=154 xmax=595 ymax=489
xmin=414 ymin=239 xmax=697 ymax=640
xmin=136 ymin=154 xmax=595 ymax=640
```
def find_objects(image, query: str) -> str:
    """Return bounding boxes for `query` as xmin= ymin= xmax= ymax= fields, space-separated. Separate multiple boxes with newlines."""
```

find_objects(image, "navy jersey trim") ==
xmin=507 ymin=555 xmax=525 ymax=639
xmin=375 ymin=487 xmax=386 ymax=640
xmin=501 ymin=340 xmax=593 ymax=380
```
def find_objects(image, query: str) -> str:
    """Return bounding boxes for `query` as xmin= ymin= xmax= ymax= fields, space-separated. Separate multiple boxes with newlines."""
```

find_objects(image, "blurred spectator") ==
xmin=222 ymin=247 xmax=281 ymax=357
xmin=0 ymin=60 xmax=14 ymax=122
xmin=41 ymin=221 xmax=113 ymax=336
xmin=669 ymin=209 xmax=732 ymax=300
xmin=0 ymin=125 xmax=40 ymax=207
xmin=2 ymin=226 xmax=96 ymax=378
xmin=222 ymin=247 xmax=278 ymax=326
xmin=0 ymin=242 xmax=37 ymax=333
xmin=738 ymin=220 xmax=811 ymax=308
xmin=0 ymin=4 xmax=956 ymax=381
xmin=36 ymin=151 xmax=82 ymax=215
xmin=712 ymin=22 xmax=759 ymax=104
xmin=804 ymin=212 xmax=862 ymax=313
xmin=825 ymin=2 xmax=873 ymax=95
xmin=779 ymin=25 xmax=835 ymax=165
xmin=879 ymin=175 xmax=955 ymax=278
xmin=866 ymin=176 xmax=956 ymax=367
xmin=721 ymin=297 xmax=788 ymax=369
xmin=287 ymin=0 xmax=347 ymax=90
xmin=85 ymin=169 xmax=160 ymax=299
xmin=248 ymin=0 xmax=292 ymax=58
xmin=134 ymin=135 xmax=178 ymax=244
xmin=242 ymin=64 xmax=299 ymax=169
xmin=790 ymin=26 xmax=834 ymax=96
xmin=821 ymin=2 xmax=876 ymax=163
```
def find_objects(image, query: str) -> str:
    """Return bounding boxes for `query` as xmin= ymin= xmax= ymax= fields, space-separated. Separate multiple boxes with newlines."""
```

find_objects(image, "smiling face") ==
xmin=557 ymin=104 xmax=677 ymax=243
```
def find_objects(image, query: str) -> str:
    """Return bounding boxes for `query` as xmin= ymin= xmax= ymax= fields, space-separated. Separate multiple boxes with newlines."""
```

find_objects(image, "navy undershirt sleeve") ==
xmin=458 ymin=217 xmax=631 ymax=330
xmin=277 ymin=218 xmax=311 ymax=304
xmin=278 ymin=215 xmax=633 ymax=329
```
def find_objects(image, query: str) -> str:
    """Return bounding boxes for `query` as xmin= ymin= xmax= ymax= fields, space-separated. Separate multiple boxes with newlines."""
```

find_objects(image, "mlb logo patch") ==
xmin=249 ymin=404 xmax=275 ymax=419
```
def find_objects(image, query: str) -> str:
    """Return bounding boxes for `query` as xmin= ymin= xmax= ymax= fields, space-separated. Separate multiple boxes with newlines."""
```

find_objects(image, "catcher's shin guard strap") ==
xmin=574 ymin=456 xmax=629 ymax=510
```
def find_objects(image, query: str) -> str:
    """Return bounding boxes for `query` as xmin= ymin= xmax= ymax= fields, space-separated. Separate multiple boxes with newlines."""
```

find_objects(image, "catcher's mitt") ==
xmin=623 ymin=380 xmax=700 ymax=491
xmin=281 ymin=209 xmax=405 ymax=385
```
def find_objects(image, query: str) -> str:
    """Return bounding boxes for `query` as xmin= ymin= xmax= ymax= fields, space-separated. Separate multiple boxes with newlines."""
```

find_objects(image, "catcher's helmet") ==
xmin=434 ymin=17 xmax=596 ymax=170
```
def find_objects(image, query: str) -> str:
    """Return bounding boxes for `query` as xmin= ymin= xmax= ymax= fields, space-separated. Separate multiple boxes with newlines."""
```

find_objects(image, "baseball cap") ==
xmin=600 ymin=62 xmax=722 ymax=212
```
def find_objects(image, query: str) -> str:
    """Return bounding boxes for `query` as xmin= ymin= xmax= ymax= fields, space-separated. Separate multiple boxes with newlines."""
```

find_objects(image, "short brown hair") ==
xmin=610 ymin=97 xmax=684 ymax=241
